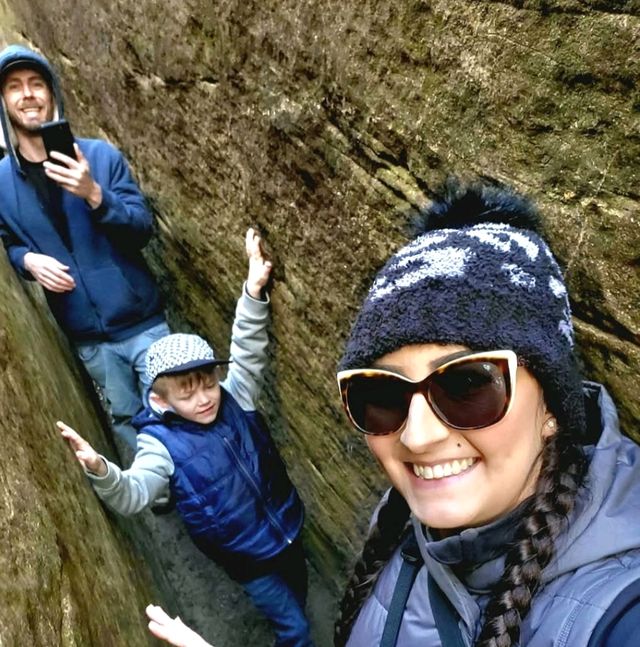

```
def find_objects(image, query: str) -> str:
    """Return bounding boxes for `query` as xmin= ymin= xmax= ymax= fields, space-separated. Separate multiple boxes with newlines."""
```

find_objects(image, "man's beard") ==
xmin=9 ymin=103 xmax=54 ymax=134
xmin=13 ymin=119 xmax=43 ymax=133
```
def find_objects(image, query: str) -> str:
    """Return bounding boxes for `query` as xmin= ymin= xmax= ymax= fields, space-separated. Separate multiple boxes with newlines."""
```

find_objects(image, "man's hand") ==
xmin=43 ymin=144 xmax=103 ymax=208
xmin=245 ymin=228 xmax=272 ymax=300
xmin=57 ymin=421 xmax=107 ymax=477
xmin=23 ymin=252 xmax=76 ymax=292
xmin=146 ymin=605 xmax=213 ymax=647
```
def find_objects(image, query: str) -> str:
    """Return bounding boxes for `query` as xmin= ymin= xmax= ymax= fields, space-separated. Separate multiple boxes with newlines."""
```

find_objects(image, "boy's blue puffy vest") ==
xmin=138 ymin=388 xmax=304 ymax=564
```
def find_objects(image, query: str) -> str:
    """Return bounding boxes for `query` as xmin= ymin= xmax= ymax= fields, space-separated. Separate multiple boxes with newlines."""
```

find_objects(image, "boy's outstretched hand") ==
xmin=57 ymin=421 xmax=108 ymax=477
xmin=146 ymin=605 xmax=213 ymax=647
xmin=245 ymin=227 xmax=273 ymax=300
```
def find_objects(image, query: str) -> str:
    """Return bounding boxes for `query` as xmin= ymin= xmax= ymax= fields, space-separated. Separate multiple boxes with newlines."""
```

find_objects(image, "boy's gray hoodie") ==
xmin=87 ymin=288 xmax=271 ymax=514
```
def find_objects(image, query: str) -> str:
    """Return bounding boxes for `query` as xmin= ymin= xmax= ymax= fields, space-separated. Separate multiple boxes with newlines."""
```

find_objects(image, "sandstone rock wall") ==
xmin=5 ymin=0 xmax=639 ymax=600
xmin=0 ymin=14 xmax=171 ymax=645
xmin=0 ymin=255 xmax=162 ymax=645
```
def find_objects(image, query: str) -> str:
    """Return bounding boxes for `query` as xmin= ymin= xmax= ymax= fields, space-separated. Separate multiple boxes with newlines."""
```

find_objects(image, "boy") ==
xmin=59 ymin=229 xmax=311 ymax=647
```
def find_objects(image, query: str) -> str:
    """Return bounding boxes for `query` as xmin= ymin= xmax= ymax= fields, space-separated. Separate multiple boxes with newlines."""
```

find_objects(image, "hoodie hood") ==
xmin=0 ymin=45 xmax=64 ymax=167
xmin=545 ymin=381 xmax=640 ymax=579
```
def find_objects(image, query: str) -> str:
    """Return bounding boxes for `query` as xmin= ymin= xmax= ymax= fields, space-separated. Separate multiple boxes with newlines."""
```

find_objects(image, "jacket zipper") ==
xmin=222 ymin=436 xmax=293 ymax=544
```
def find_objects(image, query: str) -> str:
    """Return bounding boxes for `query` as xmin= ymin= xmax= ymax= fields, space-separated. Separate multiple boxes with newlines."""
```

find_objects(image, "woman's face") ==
xmin=366 ymin=343 xmax=555 ymax=531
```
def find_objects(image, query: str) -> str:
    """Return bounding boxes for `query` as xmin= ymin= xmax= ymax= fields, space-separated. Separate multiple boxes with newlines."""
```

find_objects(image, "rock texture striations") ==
xmin=0 ymin=254 xmax=161 ymax=644
xmin=1 ymin=0 xmax=638 ymax=640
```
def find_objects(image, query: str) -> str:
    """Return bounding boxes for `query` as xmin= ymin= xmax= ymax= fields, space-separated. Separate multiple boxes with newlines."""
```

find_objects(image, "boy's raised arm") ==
xmin=222 ymin=228 xmax=273 ymax=411
xmin=245 ymin=227 xmax=272 ymax=300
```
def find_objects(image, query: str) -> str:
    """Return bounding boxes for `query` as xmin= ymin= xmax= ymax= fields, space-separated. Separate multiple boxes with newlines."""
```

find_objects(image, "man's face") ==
xmin=2 ymin=67 xmax=54 ymax=133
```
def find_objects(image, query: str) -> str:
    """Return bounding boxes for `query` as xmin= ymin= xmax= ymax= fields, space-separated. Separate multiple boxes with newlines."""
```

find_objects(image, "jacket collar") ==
xmin=415 ymin=501 xmax=527 ymax=594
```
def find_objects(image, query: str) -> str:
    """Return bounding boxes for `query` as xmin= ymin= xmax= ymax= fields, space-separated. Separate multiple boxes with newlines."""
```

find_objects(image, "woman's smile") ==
xmin=410 ymin=456 xmax=478 ymax=480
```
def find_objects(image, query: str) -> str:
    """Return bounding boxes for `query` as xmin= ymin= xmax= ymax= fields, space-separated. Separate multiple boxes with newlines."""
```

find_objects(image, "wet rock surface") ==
xmin=0 ymin=1 xmax=638 ymax=645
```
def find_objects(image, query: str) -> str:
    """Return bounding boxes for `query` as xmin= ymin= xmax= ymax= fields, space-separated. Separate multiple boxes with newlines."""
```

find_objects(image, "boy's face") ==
xmin=151 ymin=369 xmax=222 ymax=425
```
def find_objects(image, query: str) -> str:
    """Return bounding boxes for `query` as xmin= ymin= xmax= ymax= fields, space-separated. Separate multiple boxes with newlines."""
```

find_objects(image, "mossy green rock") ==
xmin=0 ymin=254 xmax=161 ymax=644
xmin=2 ymin=0 xmax=639 ymax=629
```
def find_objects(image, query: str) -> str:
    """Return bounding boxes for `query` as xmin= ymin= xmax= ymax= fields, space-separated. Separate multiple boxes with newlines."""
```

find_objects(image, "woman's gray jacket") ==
xmin=347 ymin=383 xmax=640 ymax=646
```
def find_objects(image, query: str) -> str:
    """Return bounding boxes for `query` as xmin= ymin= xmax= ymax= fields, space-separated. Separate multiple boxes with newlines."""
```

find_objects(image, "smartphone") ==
xmin=39 ymin=119 xmax=77 ymax=162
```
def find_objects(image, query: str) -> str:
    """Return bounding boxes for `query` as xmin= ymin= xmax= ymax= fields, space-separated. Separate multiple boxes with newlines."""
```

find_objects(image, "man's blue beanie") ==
xmin=0 ymin=45 xmax=54 ymax=89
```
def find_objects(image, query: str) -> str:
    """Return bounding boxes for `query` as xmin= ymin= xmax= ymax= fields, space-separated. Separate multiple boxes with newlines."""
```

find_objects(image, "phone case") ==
xmin=39 ymin=119 xmax=77 ymax=161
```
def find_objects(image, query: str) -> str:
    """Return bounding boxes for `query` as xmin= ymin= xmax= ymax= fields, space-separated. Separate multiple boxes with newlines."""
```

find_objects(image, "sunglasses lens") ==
xmin=340 ymin=355 xmax=513 ymax=435
xmin=430 ymin=359 xmax=510 ymax=429
xmin=345 ymin=373 xmax=410 ymax=435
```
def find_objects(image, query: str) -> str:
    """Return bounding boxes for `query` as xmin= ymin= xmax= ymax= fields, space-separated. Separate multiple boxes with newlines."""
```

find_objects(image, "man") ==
xmin=0 ymin=44 xmax=169 ymax=450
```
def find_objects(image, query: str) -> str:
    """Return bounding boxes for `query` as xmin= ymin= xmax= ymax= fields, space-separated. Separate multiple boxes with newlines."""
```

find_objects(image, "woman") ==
xmin=334 ymin=183 xmax=640 ymax=647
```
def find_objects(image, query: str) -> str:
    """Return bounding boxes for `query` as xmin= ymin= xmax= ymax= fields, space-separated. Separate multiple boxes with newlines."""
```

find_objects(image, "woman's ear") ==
xmin=542 ymin=416 xmax=558 ymax=438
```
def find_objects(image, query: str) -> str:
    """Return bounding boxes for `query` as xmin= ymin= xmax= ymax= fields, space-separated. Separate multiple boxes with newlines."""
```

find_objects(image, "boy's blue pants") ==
xmin=241 ymin=537 xmax=313 ymax=647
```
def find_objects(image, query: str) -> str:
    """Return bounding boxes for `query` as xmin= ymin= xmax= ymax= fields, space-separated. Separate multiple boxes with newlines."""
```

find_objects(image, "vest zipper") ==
xmin=221 ymin=436 xmax=293 ymax=545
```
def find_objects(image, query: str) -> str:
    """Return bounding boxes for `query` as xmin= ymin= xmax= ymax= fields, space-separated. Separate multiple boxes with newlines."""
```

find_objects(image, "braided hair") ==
xmin=333 ymin=426 xmax=587 ymax=647
xmin=475 ymin=428 xmax=586 ymax=647
xmin=334 ymin=488 xmax=410 ymax=647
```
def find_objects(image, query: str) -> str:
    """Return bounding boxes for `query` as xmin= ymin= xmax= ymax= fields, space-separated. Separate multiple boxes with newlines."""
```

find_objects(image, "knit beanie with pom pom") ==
xmin=340 ymin=181 xmax=585 ymax=437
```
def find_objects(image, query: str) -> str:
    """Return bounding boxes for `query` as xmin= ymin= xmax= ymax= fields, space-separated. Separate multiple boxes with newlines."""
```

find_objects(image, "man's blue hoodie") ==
xmin=0 ymin=45 xmax=163 ymax=342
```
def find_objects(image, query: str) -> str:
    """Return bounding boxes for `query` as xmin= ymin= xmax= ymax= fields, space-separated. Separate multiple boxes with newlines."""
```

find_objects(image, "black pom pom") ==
xmin=412 ymin=178 xmax=542 ymax=235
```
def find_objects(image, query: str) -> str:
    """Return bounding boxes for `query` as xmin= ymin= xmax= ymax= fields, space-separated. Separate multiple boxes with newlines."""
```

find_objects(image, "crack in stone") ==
xmin=318 ymin=121 xmax=430 ymax=212
xmin=479 ymin=0 xmax=640 ymax=19
xmin=485 ymin=31 xmax=563 ymax=66
xmin=567 ymin=151 xmax=616 ymax=273
xmin=573 ymin=313 xmax=640 ymax=347
xmin=565 ymin=206 xmax=589 ymax=273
